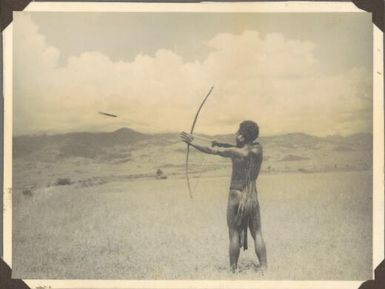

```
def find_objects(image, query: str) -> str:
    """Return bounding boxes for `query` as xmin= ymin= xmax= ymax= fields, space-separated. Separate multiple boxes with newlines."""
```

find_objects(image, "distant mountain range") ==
xmin=12 ymin=127 xmax=373 ymax=181
xmin=13 ymin=127 xmax=372 ymax=163
xmin=14 ymin=127 xmax=149 ymax=159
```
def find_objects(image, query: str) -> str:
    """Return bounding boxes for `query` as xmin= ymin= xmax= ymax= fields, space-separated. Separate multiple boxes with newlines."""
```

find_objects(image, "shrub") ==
xmin=55 ymin=178 xmax=72 ymax=186
xmin=22 ymin=189 xmax=33 ymax=197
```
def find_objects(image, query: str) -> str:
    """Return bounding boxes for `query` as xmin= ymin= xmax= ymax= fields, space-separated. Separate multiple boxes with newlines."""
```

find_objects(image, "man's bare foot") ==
xmin=230 ymin=264 xmax=239 ymax=273
xmin=259 ymin=264 xmax=267 ymax=275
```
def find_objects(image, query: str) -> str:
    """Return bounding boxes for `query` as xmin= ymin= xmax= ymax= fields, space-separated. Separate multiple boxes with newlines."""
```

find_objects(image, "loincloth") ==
xmin=232 ymin=184 xmax=257 ymax=251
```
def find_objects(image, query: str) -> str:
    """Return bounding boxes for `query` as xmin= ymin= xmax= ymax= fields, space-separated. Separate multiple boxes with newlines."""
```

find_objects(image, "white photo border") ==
xmin=2 ymin=2 xmax=384 ymax=289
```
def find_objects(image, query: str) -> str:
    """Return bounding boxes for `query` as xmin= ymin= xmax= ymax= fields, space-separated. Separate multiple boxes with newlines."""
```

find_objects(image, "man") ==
xmin=180 ymin=120 xmax=267 ymax=273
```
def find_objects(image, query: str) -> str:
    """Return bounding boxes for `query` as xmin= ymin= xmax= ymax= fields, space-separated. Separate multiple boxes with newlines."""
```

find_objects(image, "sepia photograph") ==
xmin=2 ymin=1 xmax=383 ymax=288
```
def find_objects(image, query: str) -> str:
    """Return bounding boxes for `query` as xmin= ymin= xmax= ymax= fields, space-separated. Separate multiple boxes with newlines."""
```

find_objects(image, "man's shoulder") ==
xmin=250 ymin=142 xmax=262 ymax=154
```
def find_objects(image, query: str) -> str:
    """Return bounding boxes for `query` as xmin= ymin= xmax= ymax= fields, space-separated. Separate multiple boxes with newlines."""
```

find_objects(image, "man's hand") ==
xmin=180 ymin=132 xmax=194 ymax=144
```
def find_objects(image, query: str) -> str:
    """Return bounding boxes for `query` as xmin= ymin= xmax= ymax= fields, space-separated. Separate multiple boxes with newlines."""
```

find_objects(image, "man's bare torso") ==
xmin=229 ymin=143 xmax=263 ymax=191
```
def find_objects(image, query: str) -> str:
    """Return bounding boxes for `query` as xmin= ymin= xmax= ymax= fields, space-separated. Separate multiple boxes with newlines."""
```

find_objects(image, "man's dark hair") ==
xmin=239 ymin=120 xmax=259 ymax=143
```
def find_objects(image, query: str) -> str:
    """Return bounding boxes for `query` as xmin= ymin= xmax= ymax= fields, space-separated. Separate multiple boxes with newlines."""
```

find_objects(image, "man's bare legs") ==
xmin=228 ymin=227 xmax=241 ymax=272
xmin=249 ymin=201 xmax=267 ymax=270
xmin=227 ymin=190 xmax=242 ymax=272
xmin=227 ymin=190 xmax=266 ymax=273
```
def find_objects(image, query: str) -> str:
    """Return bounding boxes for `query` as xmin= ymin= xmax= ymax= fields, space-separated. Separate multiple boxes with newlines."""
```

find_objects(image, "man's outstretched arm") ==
xmin=180 ymin=132 xmax=247 ymax=159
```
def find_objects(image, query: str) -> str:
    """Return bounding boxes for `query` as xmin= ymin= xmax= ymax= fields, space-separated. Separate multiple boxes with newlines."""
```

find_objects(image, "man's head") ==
xmin=236 ymin=120 xmax=259 ymax=147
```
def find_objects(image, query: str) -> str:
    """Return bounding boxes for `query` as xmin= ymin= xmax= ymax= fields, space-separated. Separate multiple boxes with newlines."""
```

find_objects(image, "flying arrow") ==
xmin=98 ymin=111 xmax=118 ymax=118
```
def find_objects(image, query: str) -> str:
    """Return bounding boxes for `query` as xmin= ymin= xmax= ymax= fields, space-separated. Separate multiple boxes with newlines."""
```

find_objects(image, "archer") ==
xmin=180 ymin=120 xmax=267 ymax=273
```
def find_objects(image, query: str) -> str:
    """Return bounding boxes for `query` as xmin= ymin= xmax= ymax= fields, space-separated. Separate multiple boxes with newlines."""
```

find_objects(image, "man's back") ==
xmin=230 ymin=143 xmax=263 ymax=191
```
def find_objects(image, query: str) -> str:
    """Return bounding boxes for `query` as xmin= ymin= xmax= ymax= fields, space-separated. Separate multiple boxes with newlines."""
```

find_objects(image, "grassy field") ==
xmin=12 ymin=170 xmax=372 ymax=280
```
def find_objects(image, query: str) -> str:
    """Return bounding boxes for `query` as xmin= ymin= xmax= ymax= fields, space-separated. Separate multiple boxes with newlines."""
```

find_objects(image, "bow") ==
xmin=186 ymin=86 xmax=214 ymax=199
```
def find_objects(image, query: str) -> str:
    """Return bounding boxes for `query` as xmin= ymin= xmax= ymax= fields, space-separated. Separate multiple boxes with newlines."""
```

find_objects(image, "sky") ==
xmin=13 ymin=12 xmax=373 ymax=136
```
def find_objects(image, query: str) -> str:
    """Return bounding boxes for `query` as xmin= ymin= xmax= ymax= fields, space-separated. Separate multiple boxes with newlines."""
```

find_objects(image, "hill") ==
xmin=13 ymin=128 xmax=372 ymax=176
xmin=14 ymin=127 xmax=151 ymax=160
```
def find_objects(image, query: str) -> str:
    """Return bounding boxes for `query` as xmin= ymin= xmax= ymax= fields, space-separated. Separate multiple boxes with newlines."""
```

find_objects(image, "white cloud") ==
xmin=13 ymin=15 xmax=372 ymax=137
